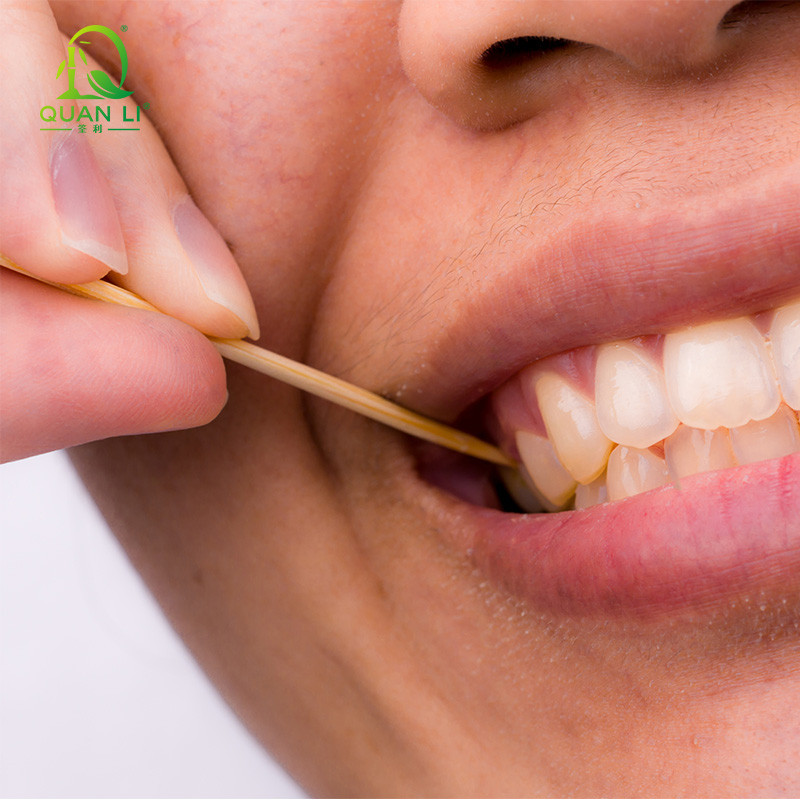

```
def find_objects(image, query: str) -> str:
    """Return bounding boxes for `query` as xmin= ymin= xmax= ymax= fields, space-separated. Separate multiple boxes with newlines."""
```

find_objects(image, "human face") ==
xmin=64 ymin=0 xmax=800 ymax=795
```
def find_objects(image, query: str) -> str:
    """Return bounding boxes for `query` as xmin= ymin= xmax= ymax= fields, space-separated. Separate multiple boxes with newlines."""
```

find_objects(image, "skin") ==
xmin=3 ymin=0 xmax=800 ymax=795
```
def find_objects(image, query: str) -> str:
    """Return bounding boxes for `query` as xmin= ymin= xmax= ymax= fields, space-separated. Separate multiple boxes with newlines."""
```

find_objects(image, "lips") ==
xmin=408 ymin=161 xmax=800 ymax=423
xmin=404 ymin=158 xmax=800 ymax=618
xmin=466 ymin=453 xmax=800 ymax=617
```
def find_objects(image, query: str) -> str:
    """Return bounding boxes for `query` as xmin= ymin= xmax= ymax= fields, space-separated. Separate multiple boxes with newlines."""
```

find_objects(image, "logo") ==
xmin=40 ymin=24 xmax=145 ymax=133
xmin=56 ymin=26 xmax=133 ymax=100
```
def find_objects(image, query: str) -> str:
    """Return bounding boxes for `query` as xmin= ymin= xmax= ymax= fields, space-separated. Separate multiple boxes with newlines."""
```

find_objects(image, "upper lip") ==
xmin=396 ymin=158 xmax=800 ymax=425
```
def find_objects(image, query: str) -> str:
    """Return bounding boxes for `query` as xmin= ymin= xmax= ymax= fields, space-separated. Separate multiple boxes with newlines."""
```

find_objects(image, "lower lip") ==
xmin=459 ymin=453 xmax=800 ymax=617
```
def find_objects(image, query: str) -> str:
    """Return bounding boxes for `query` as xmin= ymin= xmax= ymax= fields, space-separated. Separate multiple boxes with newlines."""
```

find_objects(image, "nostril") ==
xmin=479 ymin=36 xmax=574 ymax=70
xmin=718 ymin=0 xmax=779 ymax=30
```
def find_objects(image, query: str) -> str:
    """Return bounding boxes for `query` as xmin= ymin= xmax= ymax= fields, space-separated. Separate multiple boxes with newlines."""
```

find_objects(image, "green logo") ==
xmin=56 ymin=25 xmax=133 ymax=100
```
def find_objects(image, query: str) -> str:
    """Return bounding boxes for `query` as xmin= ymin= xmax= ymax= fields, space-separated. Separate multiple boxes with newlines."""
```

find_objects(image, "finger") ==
xmin=0 ymin=270 xmax=227 ymax=463
xmin=59 ymin=35 xmax=260 ymax=340
xmin=1 ymin=2 xmax=259 ymax=340
xmin=0 ymin=1 xmax=127 ymax=284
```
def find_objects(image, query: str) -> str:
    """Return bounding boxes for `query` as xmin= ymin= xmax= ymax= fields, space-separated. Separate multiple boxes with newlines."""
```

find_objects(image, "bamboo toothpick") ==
xmin=1 ymin=256 xmax=514 ymax=467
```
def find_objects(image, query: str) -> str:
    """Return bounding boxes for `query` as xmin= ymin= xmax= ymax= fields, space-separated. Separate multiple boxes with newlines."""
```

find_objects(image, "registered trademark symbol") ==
xmin=121 ymin=24 xmax=128 ymax=32
xmin=143 ymin=102 xmax=150 ymax=110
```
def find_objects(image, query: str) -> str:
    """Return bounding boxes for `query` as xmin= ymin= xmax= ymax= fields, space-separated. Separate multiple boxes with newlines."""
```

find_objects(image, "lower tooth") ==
xmin=729 ymin=404 xmax=800 ymax=466
xmin=515 ymin=431 xmax=577 ymax=509
xmin=606 ymin=445 xmax=669 ymax=502
xmin=664 ymin=425 xmax=736 ymax=479
xmin=574 ymin=473 xmax=608 ymax=510
xmin=498 ymin=466 xmax=546 ymax=514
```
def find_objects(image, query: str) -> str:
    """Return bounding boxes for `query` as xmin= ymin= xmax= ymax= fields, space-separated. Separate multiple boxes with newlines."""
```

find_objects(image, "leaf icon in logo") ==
xmin=86 ymin=69 xmax=134 ymax=99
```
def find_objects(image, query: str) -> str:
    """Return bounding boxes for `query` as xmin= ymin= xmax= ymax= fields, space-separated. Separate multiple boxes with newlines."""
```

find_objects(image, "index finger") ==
xmin=0 ymin=0 xmax=127 ymax=284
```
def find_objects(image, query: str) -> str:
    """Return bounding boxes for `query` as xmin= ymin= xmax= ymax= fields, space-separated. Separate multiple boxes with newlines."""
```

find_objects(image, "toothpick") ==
xmin=1 ymin=256 xmax=514 ymax=467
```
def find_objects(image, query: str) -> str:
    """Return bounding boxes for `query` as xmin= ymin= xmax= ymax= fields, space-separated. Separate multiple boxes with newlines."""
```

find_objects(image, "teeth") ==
xmin=495 ymin=298 xmax=800 ymax=512
xmin=497 ymin=466 xmax=546 ymax=514
xmin=606 ymin=445 xmax=670 ymax=502
xmin=770 ymin=300 xmax=800 ymax=410
xmin=595 ymin=340 xmax=679 ymax=448
xmin=530 ymin=371 xmax=613 ymax=484
xmin=729 ymin=404 xmax=800 ymax=466
xmin=574 ymin=473 xmax=608 ymax=510
xmin=664 ymin=425 xmax=736 ymax=480
xmin=663 ymin=317 xmax=780 ymax=430
xmin=515 ymin=431 xmax=577 ymax=509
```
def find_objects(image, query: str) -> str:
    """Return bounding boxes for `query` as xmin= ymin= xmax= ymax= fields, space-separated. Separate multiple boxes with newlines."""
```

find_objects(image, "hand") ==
xmin=0 ymin=1 xmax=260 ymax=462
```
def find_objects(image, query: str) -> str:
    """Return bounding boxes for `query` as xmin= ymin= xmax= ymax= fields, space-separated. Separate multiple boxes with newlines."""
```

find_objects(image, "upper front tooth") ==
xmin=528 ymin=371 xmax=613 ymax=484
xmin=663 ymin=317 xmax=780 ymax=430
xmin=770 ymin=300 xmax=800 ymax=410
xmin=595 ymin=340 xmax=679 ymax=449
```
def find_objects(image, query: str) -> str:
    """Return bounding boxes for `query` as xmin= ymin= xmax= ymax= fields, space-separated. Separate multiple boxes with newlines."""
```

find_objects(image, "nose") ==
xmin=399 ymin=0 xmax=744 ymax=129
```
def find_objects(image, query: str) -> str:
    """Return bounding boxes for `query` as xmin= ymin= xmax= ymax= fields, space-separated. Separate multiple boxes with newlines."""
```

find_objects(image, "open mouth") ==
xmin=407 ymin=163 xmax=800 ymax=619
xmin=417 ymin=296 xmax=799 ymax=517
xmin=414 ymin=297 xmax=800 ymax=619
xmin=488 ymin=298 xmax=800 ymax=513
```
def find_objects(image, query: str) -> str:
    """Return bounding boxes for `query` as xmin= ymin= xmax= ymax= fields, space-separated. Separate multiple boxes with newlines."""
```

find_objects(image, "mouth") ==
xmin=489 ymin=297 xmax=799 ymax=513
xmin=409 ymin=161 xmax=800 ymax=619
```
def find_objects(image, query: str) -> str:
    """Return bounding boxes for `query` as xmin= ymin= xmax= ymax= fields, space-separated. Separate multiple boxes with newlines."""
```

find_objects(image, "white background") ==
xmin=0 ymin=451 xmax=305 ymax=799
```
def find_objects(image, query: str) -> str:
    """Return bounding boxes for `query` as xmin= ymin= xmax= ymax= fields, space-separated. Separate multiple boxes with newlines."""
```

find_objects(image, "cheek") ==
xmin=152 ymin=3 xmax=403 ymax=225
xmin=70 ymin=1 xmax=407 ymax=352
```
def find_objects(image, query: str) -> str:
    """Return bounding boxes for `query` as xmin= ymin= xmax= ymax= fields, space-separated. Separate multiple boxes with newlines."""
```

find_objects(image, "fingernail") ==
xmin=49 ymin=131 xmax=128 ymax=275
xmin=172 ymin=197 xmax=260 ymax=339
